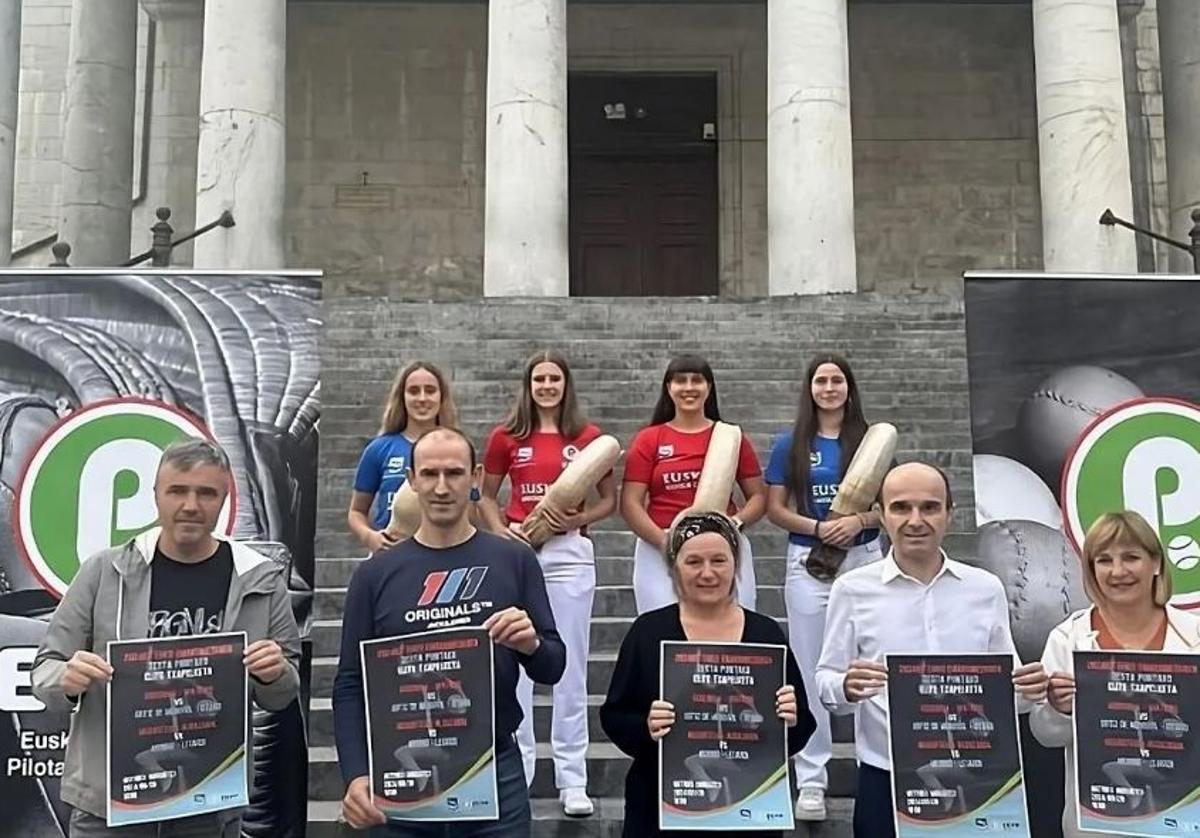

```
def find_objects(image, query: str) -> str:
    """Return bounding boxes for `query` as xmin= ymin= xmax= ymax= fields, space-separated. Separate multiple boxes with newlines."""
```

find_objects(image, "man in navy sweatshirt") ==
xmin=334 ymin=427 xmax=566 ymax=836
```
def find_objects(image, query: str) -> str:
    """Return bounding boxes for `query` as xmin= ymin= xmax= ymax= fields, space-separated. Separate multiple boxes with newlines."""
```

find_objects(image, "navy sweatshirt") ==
xmin=332 ymin=530 xmax=566 ymax=784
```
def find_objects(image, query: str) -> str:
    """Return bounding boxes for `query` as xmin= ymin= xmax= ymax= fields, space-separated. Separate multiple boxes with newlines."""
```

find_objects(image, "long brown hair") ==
xmin=379 ymin=361 xmax=459 ymax=435
xmin=787 ymin=354 xmax=867 ymax=513
xmin=502 ymin=350 xmax=589 ymax=440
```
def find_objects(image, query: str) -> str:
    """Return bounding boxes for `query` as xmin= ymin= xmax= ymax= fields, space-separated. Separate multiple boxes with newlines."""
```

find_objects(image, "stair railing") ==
xmin=1099 ymin=207 xmax=1200 ymax=274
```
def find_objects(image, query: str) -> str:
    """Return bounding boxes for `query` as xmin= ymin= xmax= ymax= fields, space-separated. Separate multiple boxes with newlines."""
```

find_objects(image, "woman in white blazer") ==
xmin=1031 ymin=510 xmax=1200 ymax=838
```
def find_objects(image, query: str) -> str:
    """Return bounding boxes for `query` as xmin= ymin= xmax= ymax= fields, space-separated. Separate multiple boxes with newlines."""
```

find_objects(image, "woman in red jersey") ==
xmin=479 ymin=350 xmax=617 ymax=818
xmin=620 ymin=354 xmax=766 ymax=614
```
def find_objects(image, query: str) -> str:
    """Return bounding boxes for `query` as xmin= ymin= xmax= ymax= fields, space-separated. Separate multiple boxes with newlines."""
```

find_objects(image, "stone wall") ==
xmin=288 ymin=1 xmax=1046 ymax=298
xmin=849 ymin=3 xmax=1042 ymax=287
xmin=9 ymin=1 xmax=1172 ymax=284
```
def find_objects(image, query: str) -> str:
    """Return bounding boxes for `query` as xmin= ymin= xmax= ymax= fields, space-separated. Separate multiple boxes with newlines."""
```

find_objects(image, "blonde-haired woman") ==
xmin=1031 ymin=510 xmax=1200 ymax=838
xmin=347 ymin=361 xmax=458 ymax=553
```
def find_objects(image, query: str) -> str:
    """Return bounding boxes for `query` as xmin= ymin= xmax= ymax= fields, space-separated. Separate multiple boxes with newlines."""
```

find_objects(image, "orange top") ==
xmin=1090 ymin=608 xmax=1167 ymax=651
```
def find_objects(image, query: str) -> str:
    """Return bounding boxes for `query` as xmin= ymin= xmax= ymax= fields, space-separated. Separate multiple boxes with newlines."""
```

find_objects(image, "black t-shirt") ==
xmin=148 ymin=542 xmax=234 ymax=638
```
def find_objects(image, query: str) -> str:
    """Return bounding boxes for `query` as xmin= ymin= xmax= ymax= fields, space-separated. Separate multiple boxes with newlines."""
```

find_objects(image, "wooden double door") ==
xmin=568 ymin=73 xmax=719 ymax=297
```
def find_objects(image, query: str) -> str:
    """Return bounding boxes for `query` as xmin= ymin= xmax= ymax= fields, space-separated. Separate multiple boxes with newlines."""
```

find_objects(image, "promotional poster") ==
xmin=0 ymin=270 xmax=321 ymax=837
xmin=107 ymin=632 xmax=249 ymax=827
xmin=886 ymin=654 xmax=1030 ymax=838
xmin=362 ymin=626 xmax=498 ymax=821
xmin=658 ymin=641 xmax=793 ymax=831
xmin=1073 ymin=650 xmax=1200 ymax=836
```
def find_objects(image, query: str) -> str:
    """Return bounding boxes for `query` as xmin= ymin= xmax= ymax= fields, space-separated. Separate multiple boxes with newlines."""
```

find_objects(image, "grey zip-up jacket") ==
xmin=31 ymin=527 xmax=301 ymax=819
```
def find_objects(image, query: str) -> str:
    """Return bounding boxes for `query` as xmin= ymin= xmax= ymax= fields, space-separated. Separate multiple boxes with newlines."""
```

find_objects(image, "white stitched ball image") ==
xmin=971 ymin=519 xmax=1089 ymax=664
xmin=1015 ymin=366 xmax=1143 ymax=493
xmin=973 ymin=454 xmax=1062 ymax=530
xmin=1167 ymin=535 xmax=1200 ymax=572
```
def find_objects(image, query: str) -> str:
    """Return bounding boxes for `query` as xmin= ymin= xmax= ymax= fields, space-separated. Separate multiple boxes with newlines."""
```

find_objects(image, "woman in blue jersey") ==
xmin=764 ymin=354 xmax=884 ymax=822
xmin=347 ymin=361 xmax=459 ymax=553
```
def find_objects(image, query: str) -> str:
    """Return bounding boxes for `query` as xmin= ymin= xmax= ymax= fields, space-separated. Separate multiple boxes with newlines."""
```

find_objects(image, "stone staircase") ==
xmin=306 ymin=294 xmax=975 ymax=836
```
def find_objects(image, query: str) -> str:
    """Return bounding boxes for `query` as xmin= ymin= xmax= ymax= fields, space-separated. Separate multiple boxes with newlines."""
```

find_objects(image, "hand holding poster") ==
xmin=1073 ymin=650 xmax=1200 ymax=836
xmin=106 ymin=632 xmax=249 ymax=827
xmin=362 ymin=626 xmax=497 ymax=821
xmin=886 ymin=654 xmax=1030 ymax=837
xmin=658 ymin=641 xmax=793 ymax=831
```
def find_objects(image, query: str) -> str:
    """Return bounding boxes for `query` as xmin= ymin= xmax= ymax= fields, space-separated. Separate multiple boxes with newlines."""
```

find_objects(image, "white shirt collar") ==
xmin=879 ymin=548 xmax=960 ymax=585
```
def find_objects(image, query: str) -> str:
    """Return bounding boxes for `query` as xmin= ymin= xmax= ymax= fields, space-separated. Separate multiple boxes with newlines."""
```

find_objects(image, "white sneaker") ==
xmin=560 ymin=787 xmax=594 ymax=817
xmin=794 ymin=787 xmax=826 ymax=821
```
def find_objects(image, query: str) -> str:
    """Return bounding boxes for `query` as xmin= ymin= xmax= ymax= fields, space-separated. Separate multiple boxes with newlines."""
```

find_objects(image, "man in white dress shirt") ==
xmin=814 ymin=462 xmax=1049 ymax=838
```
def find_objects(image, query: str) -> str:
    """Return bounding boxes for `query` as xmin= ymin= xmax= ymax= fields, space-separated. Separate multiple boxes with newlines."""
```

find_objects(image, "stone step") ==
xmin=312 ymin=583 xmax=788 ymax=622
xmin=307 ymin=696 xmax=856 ymax=749
xmin=305 ymin=797 xmax=855 ymax=837
xmin=307 ymin=741 xmax=860 ymax=802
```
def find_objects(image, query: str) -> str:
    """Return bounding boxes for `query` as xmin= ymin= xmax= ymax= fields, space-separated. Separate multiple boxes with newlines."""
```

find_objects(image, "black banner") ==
xmin=0 ymin=271 xmax=320 ymax=837
xmin=658 ymin=641 xmax=793 ymax=831
xmin=1073 ymin=650 xmax=1200 ymax=836
xmin=362 ymin=627 xmax=497 ymax=821
xmin=886 ymin=653 xmax=1030 ymax=837
xmin=107 ymin=632 xmax=249 ymax=826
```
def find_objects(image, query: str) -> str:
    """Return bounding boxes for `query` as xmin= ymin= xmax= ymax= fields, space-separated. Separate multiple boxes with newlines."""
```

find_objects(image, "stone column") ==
xmin=60 ymin=0 xmax=139 ymax=266
xmin=482 ymin=0 xmax=568 ymax=296
xmin=767 ymin=0 xmax=856 ymax=295
xmin=140 ymin=0 xmax=203 ymax=265
xmin=0 ymin=0 xmax=19 ymax=265
xmin=193 ymin=0 xmax=286 ymax=269
xmin=1158 ymin=0 xmax=1200 ymax=273
xmin=1032 ymin=0 xmax=1137 ymax=273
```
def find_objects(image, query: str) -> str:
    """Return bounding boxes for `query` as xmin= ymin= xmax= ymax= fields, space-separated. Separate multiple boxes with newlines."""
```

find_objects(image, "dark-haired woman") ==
xmin=480 ymin=351 xmax=616 ymax=817
xmin=620 ymin=355 xmax=766 ymax=614
xmin=764 ymin=355 xmax=883 ymax=821
xmin=601 ymin=512 xmax=816 ymax=837
xmin=347 ymin=361 xmax=458 ymax=554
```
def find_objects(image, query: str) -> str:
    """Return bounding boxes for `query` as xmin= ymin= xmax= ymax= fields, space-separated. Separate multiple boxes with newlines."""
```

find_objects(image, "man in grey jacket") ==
xmin=32 ymin=438 xmax=301 ymax=837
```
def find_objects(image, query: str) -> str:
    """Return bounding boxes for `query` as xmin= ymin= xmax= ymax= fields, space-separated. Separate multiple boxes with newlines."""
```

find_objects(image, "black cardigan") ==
xmin=600 ymin=604 xmax=816 ymax=838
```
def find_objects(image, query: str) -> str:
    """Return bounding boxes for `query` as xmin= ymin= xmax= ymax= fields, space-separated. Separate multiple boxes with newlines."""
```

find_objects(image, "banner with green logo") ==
xmin=964 ymin=274 xmax=1200 ymax=838
xmin=0 ymin=270 xmax=321 ymax=838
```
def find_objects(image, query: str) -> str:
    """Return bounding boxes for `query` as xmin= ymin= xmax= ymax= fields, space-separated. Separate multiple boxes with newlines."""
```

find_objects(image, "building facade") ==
xmin=2 ymin=0 xmax=1198 ymax=296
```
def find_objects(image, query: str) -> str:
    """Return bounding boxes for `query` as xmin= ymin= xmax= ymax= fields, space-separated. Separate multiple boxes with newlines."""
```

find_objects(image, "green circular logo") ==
xmin=14 ymin=398 xmax=234 ymax=598
xmin=1062 ymin=398 xmax=1200 ymax=605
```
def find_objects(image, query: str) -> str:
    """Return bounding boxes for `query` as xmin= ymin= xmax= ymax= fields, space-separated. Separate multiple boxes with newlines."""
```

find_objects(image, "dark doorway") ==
xmin=568 ymin=72 xmax=719 ymax=296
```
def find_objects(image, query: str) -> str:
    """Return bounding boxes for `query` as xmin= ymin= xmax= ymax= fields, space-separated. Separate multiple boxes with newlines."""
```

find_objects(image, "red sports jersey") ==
xmin=623 ymin=423 xmax=761 ymax=529
xmin=483 ymin=423 xmax=606 ymax=523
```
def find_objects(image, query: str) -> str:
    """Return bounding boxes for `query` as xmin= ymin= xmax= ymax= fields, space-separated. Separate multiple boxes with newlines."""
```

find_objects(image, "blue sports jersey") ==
xmin=353 ymin=433 xmax=414 ymax=529
xmin=765 ymin=430 xmax=878 ymax=548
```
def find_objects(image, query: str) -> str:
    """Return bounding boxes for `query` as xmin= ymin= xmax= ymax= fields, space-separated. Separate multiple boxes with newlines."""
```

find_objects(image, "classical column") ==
xmin=193 ymin=0 xmax=286 ymax=269
xmin=1032 ymin=0 xmax=1137 ymax=272
xmin=1158 ymin=0 xmax=1200 ymax=273
xmin=0 ymin=0 xmax=19 ymax=265
xmin=140 ymin=0 xmax=203 ymax=265
xmin=482 ymin=0 xmax=568 ymax=296
xmin=766 ymin=0 xmax=856 ymax=295
xmin=60 ymin=0 xmax=139 ymax=266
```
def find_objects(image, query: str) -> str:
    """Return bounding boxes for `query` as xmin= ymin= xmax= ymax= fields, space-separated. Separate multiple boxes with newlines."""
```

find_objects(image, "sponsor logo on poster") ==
xmin=13 ymin=398 xmax=235 ymax=598
xmin=1062 ymin=398 xmax=1200 ymax=605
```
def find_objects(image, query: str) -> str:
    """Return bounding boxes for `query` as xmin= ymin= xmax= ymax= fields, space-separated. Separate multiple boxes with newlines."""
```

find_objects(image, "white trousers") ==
xmin=784 ymin=538 xmax=883 ymax=789
xmin=632 ymin=533 xmax=757 ymax=614
xmin=516 ymin=532 xmax=595 ymax=791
